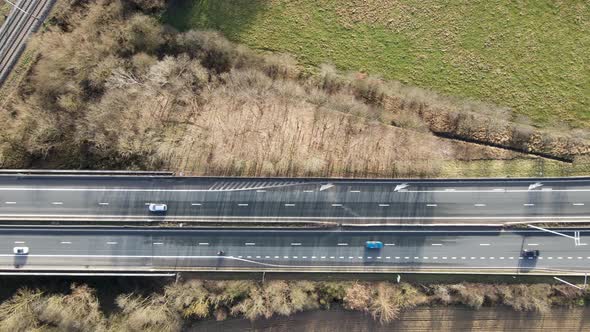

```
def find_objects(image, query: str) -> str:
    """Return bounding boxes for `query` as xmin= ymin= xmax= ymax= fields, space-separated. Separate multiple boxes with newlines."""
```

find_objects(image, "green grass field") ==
xmin=164 ymin=0 xmax=590 ymax=128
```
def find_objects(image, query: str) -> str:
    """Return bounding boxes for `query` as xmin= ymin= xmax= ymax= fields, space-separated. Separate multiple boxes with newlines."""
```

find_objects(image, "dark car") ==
xmin=522 ymin=249 xmax=540 ymax=258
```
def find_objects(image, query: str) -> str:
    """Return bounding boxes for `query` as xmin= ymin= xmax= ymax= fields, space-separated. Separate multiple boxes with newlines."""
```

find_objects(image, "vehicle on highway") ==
xmin=365 ymin=241 xmax=383 ymax=249
xmin=217 ymin=250 xmax=225 ymax=256
xmin=522 ymin=249 xmax=540 ymax=258
xmin=13 ymin=247 xmax=29 ymax=255
xmin=148 ymin=203 xmax=167 ymax=212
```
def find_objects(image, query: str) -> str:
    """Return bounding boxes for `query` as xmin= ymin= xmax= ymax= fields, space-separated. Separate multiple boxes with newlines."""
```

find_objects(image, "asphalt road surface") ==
xmin=3 ymin=227 xmax=590 ymax=274
xmin=0 ymin=175 xmax=589 ymax=225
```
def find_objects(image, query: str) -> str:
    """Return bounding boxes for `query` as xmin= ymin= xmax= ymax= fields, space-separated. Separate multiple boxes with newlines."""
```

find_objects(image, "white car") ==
xmin=148 ymin=203 xmax=167 ymax=212
xmin=13 ymin=247 xmax=29 ymax=255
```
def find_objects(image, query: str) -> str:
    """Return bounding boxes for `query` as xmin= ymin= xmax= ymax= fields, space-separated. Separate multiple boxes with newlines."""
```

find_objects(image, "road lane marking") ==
xmin=474 ymin=204 xmax=486 ymax=207
xmin=350 ymin=190 xmax=361 ymax=193
xmin=445 ymin=189 xmax=456 ymax=192
xmin=404 ymin=256 xmax=410 ymax=259
xmin=107 ymin=242 xmax=118 ymax=245
xmin=527 ymin=243 xmax=539 ymax=246
xmin=470 ymin=257 xmax=476 ymax=259
xmin=461 ymin=257 xmax=466 ymax=259
xmin=198 ymin=243 xmax=209 ymax=246
xmin=479 ymin=243 xmax=491 ymax=246
xmin=451 ymin=257 xmax=457 ymax=259
xmin=290 ymin=243 xmax=302 ymax=246
xmin=237 ymin=203 xmax=248 ymax=207
xmin=245 ymin=243 xmax=255 ymax=246
xmin=312 ymin=256 xmax=316 ymax=259
xmin=284 ymin=204 xmax=296 ymax=207
xmin=573 ymin=203 xmax=585 ymax=206
xmin=191 ymin=203 xmax=202 ymax=206
xmin=349 ymin=257 xmax=354 ymax=259
xmin=523 ymin=203 xmax=535 ymax=207
xmin=413 ymin=257 xmax=418 ymax=259
xmin=493 ymin=188 xmax=505 ymax=191
xmin=378 ymin=204 xmax=390 ymax=207
xmin=339 ymin=256 xmax=344 ymax=259
xmin=426 ymin=204 xmax=437 ymax=207
xmin=431 ymin=243 xmax=443 ymax=246
xmin=395 ymin=257 xmax=400 ymax=259
xmin=256 ymin=256 xmax=261 ymax=259
xmin=4 ymin=202 xmax=16 ymax=204
xmin=329 ymin=256 xmax=335 ymax=259
xmin=256 ymin=190 xmax=266 ymax=193
xmin=337 ymin=243 xmax=348 ymax=246
xmin=385 ymin=243 xmax=395 ymax=246
xmin=332 ymin=204 xmax=342 ymax=207
xmin=423 ymin=257 xmax=429 ymax=259
xmin=51 ymin=202 xmax=63 ymax=205
xmin=509 ymin=257 xmax=514 ymax=259
xmin=265 ymin=256 xmax=270 ymax=258
xmin=98 ymin=202 xmax=109 ymax=206
xmin=442 ymin=257 xmax=447 ymax=260
xmin=321 ymin=256 xmax=326 ymax=259
xmin=14 ymin=241 xmax=25 ymax=244
xmin=61 ymin=241 xmax=71 ymax=244
xmin=433 ymin=257 xmax=438 ymax=259
xmin=153 ymin=242 xmax=163 ymax=245
xmin=386 ymin=256 xmax=391 ymax=259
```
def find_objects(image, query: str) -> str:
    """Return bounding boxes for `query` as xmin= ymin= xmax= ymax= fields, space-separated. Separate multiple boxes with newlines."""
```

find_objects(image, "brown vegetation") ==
xmin=0 ymin=0 xmax=556 ymax=177
xmin=0 ymin=280 xmax=587 ymax=330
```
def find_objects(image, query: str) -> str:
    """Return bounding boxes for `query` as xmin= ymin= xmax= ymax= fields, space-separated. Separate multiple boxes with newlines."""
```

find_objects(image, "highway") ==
xmin=0 ymin=175 xmax=589 ymax=225
xmin=0 ymin=0 xmax=54 ymax=84
xmin=2 ymin=227 xmax=589 ymax=274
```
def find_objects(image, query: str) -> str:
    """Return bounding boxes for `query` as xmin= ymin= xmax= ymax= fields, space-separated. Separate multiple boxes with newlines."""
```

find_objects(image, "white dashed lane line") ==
xmin=474 ymin=204 xmax=486 ymax=207
xmin=291 ymin=243 xmax=302 ymax=246
xmin=198 ymin=243 xmax=209 ymax=246
xmin=426 ymin=204 xmax=438 ymax=207
xmin=5 ymin=201 xmax=16 ymax=204
xmin=573 ymin=203 xmax=585 ymax=206
xmin=107 ymin=242 xmax=118 ymax=245
xmin=523 ymin=203 xmax=535 ymax=207
xmin=51 ymin=202 xmax=63 ymax=205
xmin=337 ymin=243 xmax=348 ymax=246
xmin=245 ymin=243 xmax=255 ymax=246
xmin=153 ymin=242 xmax=163 ymax=245
xmin=431 ymin=243 xmax=443 ymax=246
xmin=479 ymin=243 xmax=491 ymax=246
xmin=61 ymin=241 xmax=71 ymax=244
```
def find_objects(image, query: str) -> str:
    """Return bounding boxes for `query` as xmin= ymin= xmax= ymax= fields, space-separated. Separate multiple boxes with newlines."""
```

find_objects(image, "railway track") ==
xmin=0 ymin=0 xmax=55 ymax=85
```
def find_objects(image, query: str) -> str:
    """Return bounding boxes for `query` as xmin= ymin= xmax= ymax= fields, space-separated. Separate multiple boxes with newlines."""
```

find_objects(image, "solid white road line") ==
xmin=256 ymin=190 xmax=266 ymax=193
